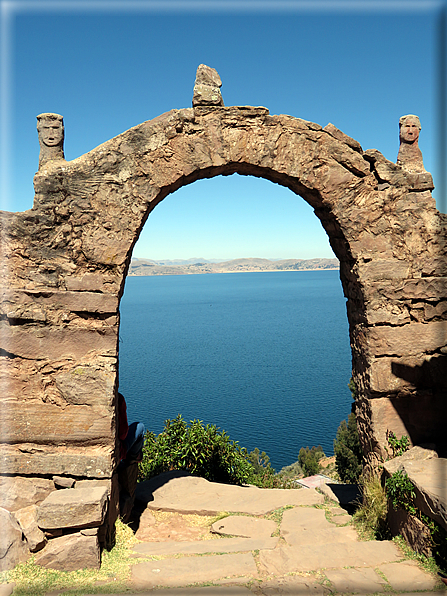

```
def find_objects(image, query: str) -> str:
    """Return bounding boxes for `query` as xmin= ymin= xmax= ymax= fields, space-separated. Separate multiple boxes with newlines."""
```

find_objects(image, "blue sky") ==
xmin=1 ymin=0 xmax=445 ymax=260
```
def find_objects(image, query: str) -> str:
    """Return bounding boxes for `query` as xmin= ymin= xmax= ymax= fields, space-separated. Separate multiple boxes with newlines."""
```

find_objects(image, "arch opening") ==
xmin=118 ymin=173 xmax=353 ymax=472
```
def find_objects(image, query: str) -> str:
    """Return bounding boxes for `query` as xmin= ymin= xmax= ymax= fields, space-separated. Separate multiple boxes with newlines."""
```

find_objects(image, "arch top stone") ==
xmin=0 ymin=95 xmax=446 ymax=481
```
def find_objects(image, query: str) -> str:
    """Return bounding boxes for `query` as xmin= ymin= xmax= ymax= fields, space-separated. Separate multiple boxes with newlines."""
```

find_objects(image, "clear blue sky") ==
xmin=1 ymin=1 xmax=445 ymax=260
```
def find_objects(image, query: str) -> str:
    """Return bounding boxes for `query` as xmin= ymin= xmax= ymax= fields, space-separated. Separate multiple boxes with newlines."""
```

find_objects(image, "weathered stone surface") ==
xmin=37 ymin=486 xmax=108 ymax=530
xmin=386 ymin=506 xmax=432 ymax=556
xmin=397 ymin=114 xmax=426 ymax=172
xmin=365 ymin=321 xmax=447 ymax=357
xmin=324 ymin=567 xmax=387 ymax=593
xmin=132 ymin=537 xmax=278 ymax=557
xmin=131 ymin=553 xmax=257 ymax=588
xmin=192 ymin=64 xmax=224 ymax=107
xmin=211 ymin=515 xmax=276 ymax=538
xmin=0 ymin=508 xmax=29 ymax=571
xmin=258 ymin=540 xmax=402 ymax=575
xmin=13 ymin=505 xmax=47 ymax=552
xmin=0 ymin=444 xmax=114 ymax=477
xmin=135 ymin=472 xmax=324 ymax=515
xmin=53 ymin=476 xmax=75 ymax=489
xmin=258 ymin=575 xmax=328 ymax=595
xmin=34 ymin=532 xmax=100 ymax=571
xmin=0 ymin=476 xmax=54 ymax=511
xmin=0 ymin=400 xmax=113 ymax=444
xmin=379 ymin=561 xmax=438 ymax=591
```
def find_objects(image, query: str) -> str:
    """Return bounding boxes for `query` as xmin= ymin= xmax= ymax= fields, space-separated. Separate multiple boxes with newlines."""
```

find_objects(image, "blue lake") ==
xmin=118 ymin=270 xmax=353 ymax=472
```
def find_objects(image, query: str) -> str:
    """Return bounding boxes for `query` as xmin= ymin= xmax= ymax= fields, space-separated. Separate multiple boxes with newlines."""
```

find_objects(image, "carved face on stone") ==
xmin=399 ymin=116 xmax=421 ymax=144
xmin=38 ymin=117 xmax=64 ymax=147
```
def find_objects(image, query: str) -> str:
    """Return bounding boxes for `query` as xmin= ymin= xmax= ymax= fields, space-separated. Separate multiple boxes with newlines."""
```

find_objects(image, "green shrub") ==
xmin=138 ymin=415 xmax=253 ymax=485
xmin=298 ymin=445 xmax=324 ymax=477
xmin=334 ymin=412 xmax=363 ymax=483
xmin=386 ymin=430 xmax=410 ymax=458
xmin=385 ymin=469 xmax=417 ymax=515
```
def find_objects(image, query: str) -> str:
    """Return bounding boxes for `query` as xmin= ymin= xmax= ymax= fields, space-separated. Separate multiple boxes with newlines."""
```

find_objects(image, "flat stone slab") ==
xmin=283 ymin=526 xmax=358 ymax=547
xmin=131 ymin=552 xmax=258 ymax=588
xmin=132 ymin=536 xmax=278 ymax=556
xmin=37 ymin=486 xmax=108 ymax=530
xmin=324 ymin=567 xmax=387 ymax=593
xmin=257 ymin=575 xmax=328 ymax=595
xmin=281 ymin=507 xmax=331 ymax=532
xmin=330 ymin=513 xmax=352 ymax=525
xmin=83 ymin=588 xmax=254 ymax=596
xmin=258 ymin=540 xmax=402 ymax=574
xmin=378 ymin=561 xmax=439 ymax=591
xmin=211 ymin=515 xmax=276 ymax=538
xmin=135 ymin=472 xmax=323 ymax=515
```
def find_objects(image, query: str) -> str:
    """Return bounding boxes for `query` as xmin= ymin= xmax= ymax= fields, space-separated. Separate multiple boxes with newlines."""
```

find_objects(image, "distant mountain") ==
xmin=128 ymin=257 xmax=339 ymax=276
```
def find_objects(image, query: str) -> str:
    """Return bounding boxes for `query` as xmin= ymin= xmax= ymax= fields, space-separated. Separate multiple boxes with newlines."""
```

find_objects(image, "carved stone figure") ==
xmin=192 ymin=64 xmax=224 ymax=107
xmin=37 ymin=113 xmax=65 ymax=169
xmin=396 ymin=114 xmax=425 ymax=172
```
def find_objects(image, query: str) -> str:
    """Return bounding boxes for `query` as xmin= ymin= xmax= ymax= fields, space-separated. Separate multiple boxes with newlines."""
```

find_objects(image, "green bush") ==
xmin=138 ymin=415 xmax=253 ymax=485
xmin=334 ymin=412 xmax=363 ymax=483
xmin=298 ymin=445 xmax=324 ymax=477
xmin=386 ymin=430 xmax=410 ymax=458
xmin=385 ymin=469 xmax=417 ymax=515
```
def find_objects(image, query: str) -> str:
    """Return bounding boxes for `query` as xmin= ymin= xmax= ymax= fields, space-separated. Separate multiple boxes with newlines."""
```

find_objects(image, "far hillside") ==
xmin=128 ymin=257 xmax=339 ymax=276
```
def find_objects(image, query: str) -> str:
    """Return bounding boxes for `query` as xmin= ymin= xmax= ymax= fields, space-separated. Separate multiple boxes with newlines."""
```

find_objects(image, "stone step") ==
xmin=132 ymin=537 xmax=278 ymax=557
xmin=131 ymin=553 xmax=258 ymax=589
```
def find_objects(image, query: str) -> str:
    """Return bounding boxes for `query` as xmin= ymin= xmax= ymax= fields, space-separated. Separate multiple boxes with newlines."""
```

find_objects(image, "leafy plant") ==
xmin=385 ymin=469 xmax=417 ymax=515
xmin=139 ymin=415 xmax=253 ymax=485
xmin=386 ymin=430 xmax=410 ymax=458
xmin=298 ymin=445 xmax=324 ymax=477
xmin=334 ymin=412 xmax=363 ymax=483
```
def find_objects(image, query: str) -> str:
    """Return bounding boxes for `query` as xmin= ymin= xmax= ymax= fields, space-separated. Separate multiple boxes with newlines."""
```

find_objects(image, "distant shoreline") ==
xmin=128 ymin=257 xmax=339 ymax=277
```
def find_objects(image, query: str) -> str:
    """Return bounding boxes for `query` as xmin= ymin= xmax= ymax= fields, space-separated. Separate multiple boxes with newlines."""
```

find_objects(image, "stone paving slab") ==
xmin=84 ymin=589 xmax=254 ymax=596
xmin=211 ymin=515 xmax=276 ymax=538
xmin=258 ymin=540 xmax=403 ymax=575
xmin=135 ymin=472 xmax=323 ymax=515
xmin=131 ymin=536 xmax=278 ymax=556
xmin=324 ymin=567 xmax=387 ymax=593
xmin=283 ymin=525 xmax=359 ymax=546
xmin=281 ymin=507 xmax=330 ymax=531
xmin=131 ymin=552 xmax=258 ymax=588
xmin=330 ymin=513 xmax=352 ymax=525
xmin=378 ymin=561 xmax=439 ymax=591
xmin=257 ymin=575 xmax=329 ymax=595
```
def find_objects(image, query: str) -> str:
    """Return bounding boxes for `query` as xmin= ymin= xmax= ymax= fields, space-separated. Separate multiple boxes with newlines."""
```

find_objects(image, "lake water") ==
xmin=118 ymin=270 xmax=353 ymax=472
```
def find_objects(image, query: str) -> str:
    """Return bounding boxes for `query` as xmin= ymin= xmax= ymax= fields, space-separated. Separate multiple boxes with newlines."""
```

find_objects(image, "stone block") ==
xmin=387 ymin=506 xmax=432 ymax=557
xmin=0 ymin=323 xmax=117 ymax=360
xmin=0 ymin=508 xmax=29 ymax=571
xmin=13 ymin=505 xmax=47 ymax=552
xmin=0 ymin=444 xmax=114 ymax=477
xmin=0 ymin=400 xmax=113 ymax=444
xmin=367 ymin=320 xmax=447 ymax=357
xmin=0 ymin=476 xmax=54 ymax=512
xmin=53 ymin=476 xmax=75 ymax=489
xmin=34 ymin=532 xmax=100 ymax=571
xmin=357 ymin=259 xmax=410 ymax=282
xmin=37 ymin=486 xmax=108 ymax=530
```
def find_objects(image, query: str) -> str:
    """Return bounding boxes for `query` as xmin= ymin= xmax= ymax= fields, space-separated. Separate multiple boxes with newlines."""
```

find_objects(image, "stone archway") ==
xmin=1 ymin=75 xmax=446 ymax=502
